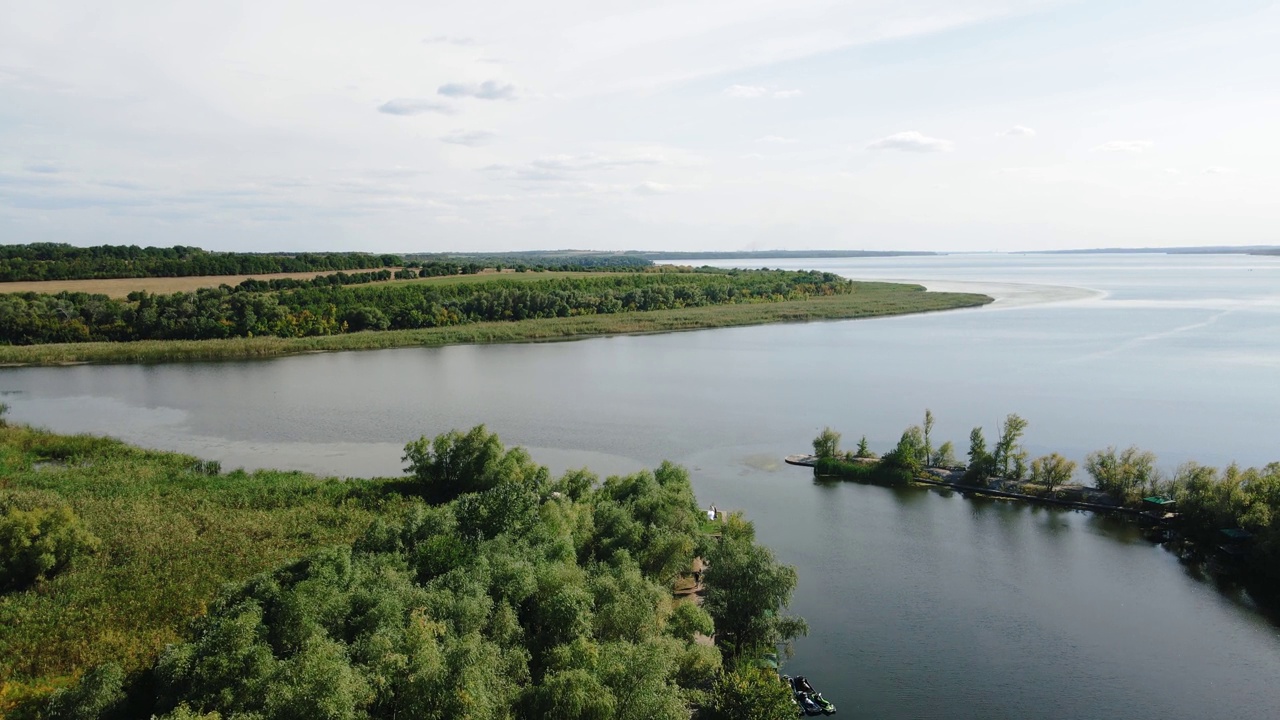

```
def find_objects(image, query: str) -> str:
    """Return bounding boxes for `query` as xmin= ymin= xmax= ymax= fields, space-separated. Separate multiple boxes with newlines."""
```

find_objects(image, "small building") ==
xmin=1141 ymin=496 xmax=1178 ymax=525
xmin=1217 ymin=528 xmax=1254 ymax=563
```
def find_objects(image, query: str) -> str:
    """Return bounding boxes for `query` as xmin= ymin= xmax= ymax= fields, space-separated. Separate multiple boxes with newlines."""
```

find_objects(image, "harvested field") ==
xmin=0 ymin=268 xmax=612 ymax=298
xmin=0 ymin=269 xmax=397 ymax=298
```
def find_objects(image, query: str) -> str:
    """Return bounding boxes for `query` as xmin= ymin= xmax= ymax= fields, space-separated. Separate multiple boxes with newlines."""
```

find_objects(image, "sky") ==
xmin=1 ymin=0 xmax=1278 ymax=253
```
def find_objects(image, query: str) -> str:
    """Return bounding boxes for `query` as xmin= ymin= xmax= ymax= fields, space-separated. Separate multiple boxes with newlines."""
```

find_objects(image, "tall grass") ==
xmin=0 ymin=285 xmax=991 ymax=366
xmin=0 ymin=426 xmax=410 ymax=712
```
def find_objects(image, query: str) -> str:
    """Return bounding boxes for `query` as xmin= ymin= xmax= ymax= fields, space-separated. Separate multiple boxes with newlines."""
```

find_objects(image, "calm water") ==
xmin=4 ymin=253 xmax=1280 ymax=718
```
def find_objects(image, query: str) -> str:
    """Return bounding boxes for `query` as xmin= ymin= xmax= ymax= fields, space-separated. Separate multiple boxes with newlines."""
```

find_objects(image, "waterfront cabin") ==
xmin=1217 ymin=528 xmax=1254 ymax=563
xmin=1220 ymin=528 xmax=1253 ymax=542
xmin=1141 ymin=496 xmax=1178 ymax=525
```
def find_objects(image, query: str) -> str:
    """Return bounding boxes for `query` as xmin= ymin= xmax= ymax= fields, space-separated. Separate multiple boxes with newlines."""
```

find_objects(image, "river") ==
xmin=3 ymin=253 xmax=1279 ymax=718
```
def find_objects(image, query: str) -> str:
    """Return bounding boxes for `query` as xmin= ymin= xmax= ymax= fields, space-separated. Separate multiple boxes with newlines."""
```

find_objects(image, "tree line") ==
xmin=36 ymin=426 xmax=805 ymax=719
xmin=0 ymin=244 xmax=403 ymax=282
xmin=812 ymin=411 xmax=1280 ymax=595
xmin=0 ymin=269 xmax=854 ymax=345
xmin=406 ymin=252 xmax=655 ymax=271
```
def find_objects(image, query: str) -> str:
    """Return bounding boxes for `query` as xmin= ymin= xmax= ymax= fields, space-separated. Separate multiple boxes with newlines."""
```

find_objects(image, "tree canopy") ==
xmin=38 ymin=428 xmax=806 ymax=719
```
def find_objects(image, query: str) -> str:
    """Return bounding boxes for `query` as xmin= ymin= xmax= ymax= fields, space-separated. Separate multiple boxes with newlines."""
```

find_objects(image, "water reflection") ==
xmin=4 ymin=254 xmax=1280 ymax=718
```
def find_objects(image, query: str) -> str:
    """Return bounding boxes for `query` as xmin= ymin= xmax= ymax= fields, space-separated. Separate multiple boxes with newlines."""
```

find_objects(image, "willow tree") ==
xmin=1031 ymin=453 xmax=1077 ymax=493
xmin=812 ymin=427 xmax=841 ymax=460
xmin=703 ymin=523 xmax=807 ymax=666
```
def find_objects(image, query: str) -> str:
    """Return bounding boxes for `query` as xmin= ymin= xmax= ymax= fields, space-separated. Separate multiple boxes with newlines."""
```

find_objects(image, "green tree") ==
xmin=993 ymin=413 xmax=1029 ymax=479
xmin=923 ymin=409 xmax=935 ymax=467
xmin=703 ymin=667 xmax=797 ymax=720
xmin=667 ymin=602 xmax=714 ymax=642
xmin=881 ymin=426 xmax=926 ymax=479
xmin=935 ymin=440 xmax=958 ymax=468
xmin=965 ymin=426 xmax=995 ymax=484
xmin=43 ymin=662 xmax=126 ymax=720
xmin=1085 ymin=446 xmax=1159 ymax=503
xmin=703 ymin=529 xmax=807 ymax=665
xmin=1030 ymin=453 xmax=1077 ymax=493
xmin=812 ymin=427 xmax=841 ymax=460
xmin=853 ymin=435 xmax=876 ymax=459
xmin=402 ymin=425 xmax=546 ymax=500
xmin=530 ymin=668 xmax=616 ymax=720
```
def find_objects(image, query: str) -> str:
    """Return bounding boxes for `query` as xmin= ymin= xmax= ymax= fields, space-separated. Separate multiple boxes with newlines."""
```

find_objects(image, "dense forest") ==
xmin=0 ymin=268 xmax=854 ymax=345
xmin=0 ymin=244 xmax=403 ymax=282
xmin=406 ymin=252 xmax=654 ymax=271
xmin=0 ymin=420 xmax=806 ymax=719
xmin=812 ymin=413 xmax=1280 ymax=596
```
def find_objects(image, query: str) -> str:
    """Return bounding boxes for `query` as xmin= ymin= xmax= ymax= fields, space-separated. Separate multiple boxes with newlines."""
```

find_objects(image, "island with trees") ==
xmin=0 ymin=410 xmax=807 ymax=719
xmin=805 ymin=411 xmax=1280 ymax=599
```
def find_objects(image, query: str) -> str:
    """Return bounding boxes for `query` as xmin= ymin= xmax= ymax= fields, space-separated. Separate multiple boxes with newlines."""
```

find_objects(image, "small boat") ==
xmin=793 ymin=676 xmax=836 ymax=714
xmin=796 ymin=692 xmax=822 ymax=716
xmin=811 ymin=692 xmax=836 ymax=715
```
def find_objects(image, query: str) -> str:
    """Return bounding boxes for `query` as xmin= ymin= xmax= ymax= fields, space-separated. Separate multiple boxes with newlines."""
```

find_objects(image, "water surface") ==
xmin=3 ymin=253 xmax=1279 ymax=718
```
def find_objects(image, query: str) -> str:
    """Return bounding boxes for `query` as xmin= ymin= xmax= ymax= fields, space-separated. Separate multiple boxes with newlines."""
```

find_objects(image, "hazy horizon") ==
xmin=3 ymin=1 xmax=1277 ymax=254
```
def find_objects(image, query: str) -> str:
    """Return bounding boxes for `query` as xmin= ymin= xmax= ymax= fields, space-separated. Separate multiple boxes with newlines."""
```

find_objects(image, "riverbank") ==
xmin=0 ymin=285 xmax=991 ymax=366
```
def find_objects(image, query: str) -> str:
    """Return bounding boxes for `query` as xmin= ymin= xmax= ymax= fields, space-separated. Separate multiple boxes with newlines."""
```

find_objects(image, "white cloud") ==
xmin=755 ymin=135 xmax=797 ymax=144
xmin=440 ymin=130 xmax=497 ymax=147
xmin=633 ymin=181 xmax=676 ymax=195
xmin=423 ymin=35 xmax=476 ymax=46
xmin=531 ymin=153 xmax=667 ymax=171
xmin=1091 ymin=140 xmax=1154 ymax=153
xmin=3 ymin=0 xmax=1278 ymax=252
xmin=1163 ymin=168 xmax=1180 ymax=175
xmin=377 ymin=98 xmax=454 ymax=116
xmin=1202 ymin=166 xmax=1234 ymax=175
xmin=724 ymin=84 xmax=768 ymax=98
xmin=486 ymin=151 xmax=671 ymax=183
xmin=723 ymin=84 xmax=800 ymax=99
xmin=1001 ymin=125 xmax=1036 ymax=137
xmin=866 ymin=131 xmax=953 ymax=152
xmin=437 ymin=80 xmax=517 ymax=100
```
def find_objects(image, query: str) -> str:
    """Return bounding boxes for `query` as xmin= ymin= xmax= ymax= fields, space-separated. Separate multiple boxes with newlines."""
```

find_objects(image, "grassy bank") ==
xmin=0 ymin=425 xmax=412 ymax=711
xmin=0 ymin=283 xmax=991 ymax=366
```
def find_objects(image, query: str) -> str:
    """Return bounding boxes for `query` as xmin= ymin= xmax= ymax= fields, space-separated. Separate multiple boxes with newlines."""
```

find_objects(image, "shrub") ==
xmin=0 ymin=495 xmax=100 ymax=590
xmin=43 ymin=663 xmax=125 ymax=720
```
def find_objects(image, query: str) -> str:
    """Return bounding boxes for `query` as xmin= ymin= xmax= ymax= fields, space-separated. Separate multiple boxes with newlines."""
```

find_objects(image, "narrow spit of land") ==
xmin=0 ymin=284 xmax=992 ymax=366
xmin=786 ymin=454 xmax=1130 ymax=514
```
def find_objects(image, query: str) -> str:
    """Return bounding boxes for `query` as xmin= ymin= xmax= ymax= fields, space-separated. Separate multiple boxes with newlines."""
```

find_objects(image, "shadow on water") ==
xmin=817 ymin=471 xmax=1280 ymax=633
